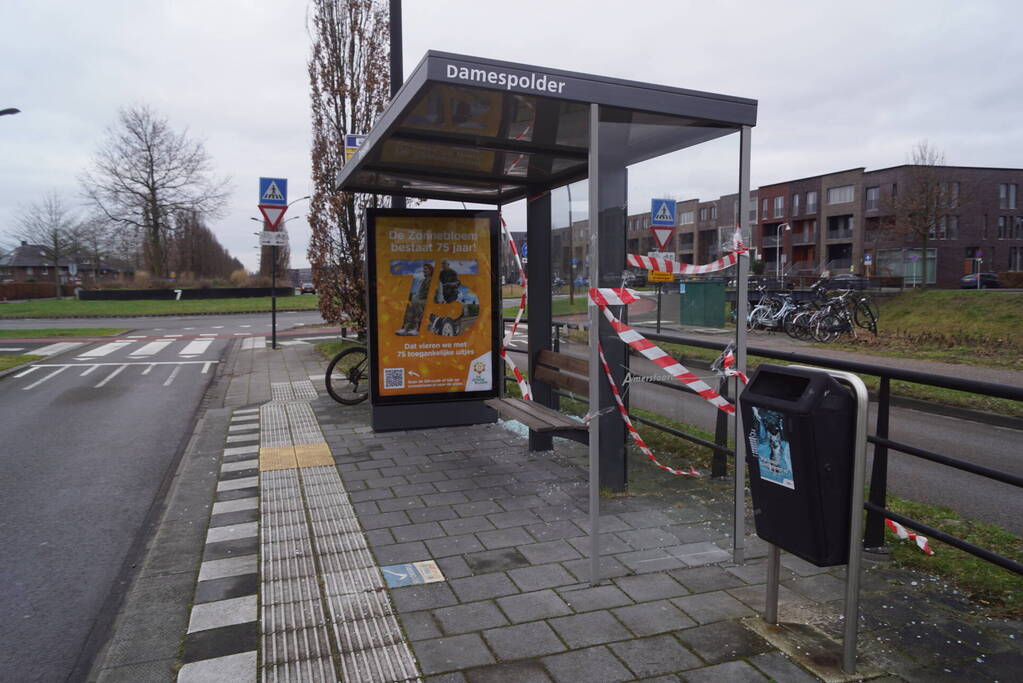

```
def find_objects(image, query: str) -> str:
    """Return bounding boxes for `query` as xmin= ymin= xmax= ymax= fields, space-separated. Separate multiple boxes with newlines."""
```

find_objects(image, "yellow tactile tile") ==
xmin=294 ymin=443 xmax=334 ymax=468
xmin=259 ymin=446 xmax=298 ymax=471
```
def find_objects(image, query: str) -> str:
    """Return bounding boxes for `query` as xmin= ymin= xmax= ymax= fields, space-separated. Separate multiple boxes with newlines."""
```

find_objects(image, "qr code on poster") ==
xmin=383 ymin=368 xmax=404 ymax=389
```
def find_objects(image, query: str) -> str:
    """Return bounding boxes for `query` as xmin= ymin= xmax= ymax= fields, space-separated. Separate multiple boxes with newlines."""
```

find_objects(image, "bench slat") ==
xmin=534 ymin=365 xmax=589 ymax=398
xmin=537 ymin=349 xmax=588 ymax=376
xmin=485 ymin=398 xmax=585 ymax=432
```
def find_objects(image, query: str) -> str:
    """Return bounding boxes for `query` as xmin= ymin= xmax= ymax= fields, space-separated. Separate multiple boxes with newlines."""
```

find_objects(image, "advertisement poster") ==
xmin=748 ymin=407 xmax=795 ymax=489
xmin=368 ymin=210 xmax=498 ymax=403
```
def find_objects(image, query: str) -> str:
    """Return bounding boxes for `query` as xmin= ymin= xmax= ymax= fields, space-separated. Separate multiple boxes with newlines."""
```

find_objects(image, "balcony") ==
xmin=792 ymin=230 xmax=817 ymax=245
xmin=827 ymin=228 xmax=853 ymax=241
xmin=762 ymin=234 xmax=779 ymax=247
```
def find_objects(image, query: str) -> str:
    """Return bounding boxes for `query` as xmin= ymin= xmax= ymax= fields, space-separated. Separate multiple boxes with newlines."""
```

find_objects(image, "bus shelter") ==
xmin=337 ymin=51 xmax=758 ymax=575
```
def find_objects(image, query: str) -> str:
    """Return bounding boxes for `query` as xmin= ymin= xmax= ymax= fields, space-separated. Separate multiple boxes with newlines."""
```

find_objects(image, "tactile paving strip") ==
xmin=259 ymin=402 xmax=420 ymax=680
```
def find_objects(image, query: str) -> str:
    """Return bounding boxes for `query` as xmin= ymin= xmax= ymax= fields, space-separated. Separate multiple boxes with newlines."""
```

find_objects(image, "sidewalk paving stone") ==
xmin=548 ymin=610 xmax=632 ymax=648
xmin=541 ymin=645 xmax=633 ymax=683
xmin=482 ymin=621 xmax=567 ymax=660
xmin=497 ymin=589 xmax=573 ymax=623
xmin=609 ymin=634 xmax=702 ymax=678
xmin=612 ymin=600 xmax=696 ymax=636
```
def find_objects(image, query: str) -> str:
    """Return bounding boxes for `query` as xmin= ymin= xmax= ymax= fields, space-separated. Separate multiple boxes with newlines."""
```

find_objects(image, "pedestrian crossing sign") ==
xmin=259 ymin=177 xmax=288 ymax=206
xmin=650 ymin=198 xmax=676 ymax=226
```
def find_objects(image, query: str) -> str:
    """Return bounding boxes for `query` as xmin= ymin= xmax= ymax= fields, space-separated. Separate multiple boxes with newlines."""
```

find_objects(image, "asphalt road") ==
xmin=0 ymin=310 xmax=325 ymax=682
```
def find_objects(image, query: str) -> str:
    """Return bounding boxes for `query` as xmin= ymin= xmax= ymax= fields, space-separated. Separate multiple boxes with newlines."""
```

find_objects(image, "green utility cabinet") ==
xmin=679 ymin=280 xmax=726 ymax=327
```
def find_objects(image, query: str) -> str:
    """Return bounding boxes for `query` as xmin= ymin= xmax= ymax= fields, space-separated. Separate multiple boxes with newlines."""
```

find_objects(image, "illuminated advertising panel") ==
xmin=367 ymin=210 xmax=500 ymax=405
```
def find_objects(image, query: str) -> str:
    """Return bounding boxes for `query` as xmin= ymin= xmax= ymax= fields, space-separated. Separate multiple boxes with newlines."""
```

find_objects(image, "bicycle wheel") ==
xmin=784 ymin=309 xmax=809 ymax=339
xmin=814 ymin=313 xmax=844 ymax=343
xmin=854 ymin=299 xmax=878 ymax=334
xmin=748 ymin=305 xmax=772 ymax=331
xmin=326 ymin=346 xmax=370 ymax=405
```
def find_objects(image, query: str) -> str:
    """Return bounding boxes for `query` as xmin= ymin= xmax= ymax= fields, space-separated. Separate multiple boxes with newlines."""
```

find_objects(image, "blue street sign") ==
xmin=259 ymin=177 xmax=288 ymax=206
xmin=571 ymin=258 xmax=578 ymax=266
xmin=650 ymin=198 xmax=676 ymax=227
xmin=520 ymin=242 xmax=528 ymax=258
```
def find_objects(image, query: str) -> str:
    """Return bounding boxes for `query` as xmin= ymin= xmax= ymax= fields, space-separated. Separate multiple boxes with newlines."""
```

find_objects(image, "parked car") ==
xmin=300 ymin=282 xmax=316 ymax=294
xmin=959 ymin=272 xmax=1000 ymax=289
xmin=826 ymin=273 xmax=870 ymax=290
xmin=623 ymin=270 xmax=647 ymax=287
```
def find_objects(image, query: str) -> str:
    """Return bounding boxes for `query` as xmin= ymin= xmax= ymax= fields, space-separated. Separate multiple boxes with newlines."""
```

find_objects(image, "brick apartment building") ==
xmin=543 ymin=165 xmax=1022 ymax=289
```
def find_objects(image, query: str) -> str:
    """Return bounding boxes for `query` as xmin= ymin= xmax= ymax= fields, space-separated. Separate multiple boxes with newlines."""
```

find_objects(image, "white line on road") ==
xmin=240 ymin=336 xmax=265 ymax=350
xmin=240 ymin=325 xmax=251 ymax=328
xmin=202 ymin=361 xmax=213 ymax=374
xmin=80 ymin=365 xmax=100 ymax=376
xmin=0 ymin=347 xmax=25 ymax=352
xmin=33 ymin=342 xmax=83 ymax=356
xmin=180 ymin=339 xmax=213 ymax=356
xmin=129 ymin=340 xmax=173 ymax=357
xmin=164 ymin=366 xmax=182 ymax=386
xmin=95 ymin=364 xmax=127 ymax=388
xmin=14 ymin=366 xmax=41 ymax=378
xmin=23 ymin=366 xmax=69 ymax=390
xmin=212 ymin=326 xmax=224 ymax=329
xmin=165 ymin=334 xmax=183 ymax=337
xmin=79 ymin=341 xmax=134 ymax=358
xmin=126 ymin=335 xmax=148 ymax=338
xmin=142 ymin=363 xmax=156 ymax=375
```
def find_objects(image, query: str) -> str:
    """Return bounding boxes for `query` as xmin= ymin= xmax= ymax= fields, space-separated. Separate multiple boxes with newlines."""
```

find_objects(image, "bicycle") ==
xmin=325 ymin=344 xmax=370 ymax=405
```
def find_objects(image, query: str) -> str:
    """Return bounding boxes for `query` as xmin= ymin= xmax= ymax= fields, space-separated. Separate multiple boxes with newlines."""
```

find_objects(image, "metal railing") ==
xmin=503 ymin=318 xmax=1023 ymax=576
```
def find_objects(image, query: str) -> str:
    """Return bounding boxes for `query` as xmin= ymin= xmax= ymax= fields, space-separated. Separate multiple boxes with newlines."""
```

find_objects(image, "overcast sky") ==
xmin=2 ymin=0 xmax=1021 ymax=271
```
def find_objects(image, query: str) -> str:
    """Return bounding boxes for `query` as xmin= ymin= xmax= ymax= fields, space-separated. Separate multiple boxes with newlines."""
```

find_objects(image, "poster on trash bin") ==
xmin=367 ymin=209 xmax=499 ymax=403
xmin=748 ymin=407 xmax=795 ymax=489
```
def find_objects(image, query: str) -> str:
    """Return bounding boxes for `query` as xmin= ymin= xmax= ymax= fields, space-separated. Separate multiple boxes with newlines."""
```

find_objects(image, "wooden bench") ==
xmin=485 ymin=349 xmax=589 ymax=444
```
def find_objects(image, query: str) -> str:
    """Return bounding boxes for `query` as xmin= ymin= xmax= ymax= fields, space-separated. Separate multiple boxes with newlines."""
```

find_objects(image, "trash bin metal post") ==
xmin=791 ymin=366 xmax=869 ymax=674
xmin=765 ymin=543 xmax=781 ymax=624
xmin=587 ymin=102 xmax=602 ymax=587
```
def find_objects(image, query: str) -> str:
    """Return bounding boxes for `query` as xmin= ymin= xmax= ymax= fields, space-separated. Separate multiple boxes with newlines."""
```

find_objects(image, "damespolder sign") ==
xmin=367 ymin=210 xmax=500 ymax=405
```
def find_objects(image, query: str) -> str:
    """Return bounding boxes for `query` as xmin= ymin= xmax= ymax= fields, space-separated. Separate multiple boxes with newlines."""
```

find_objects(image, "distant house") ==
xmin=0 ymin=241 xmax=134 ymax=284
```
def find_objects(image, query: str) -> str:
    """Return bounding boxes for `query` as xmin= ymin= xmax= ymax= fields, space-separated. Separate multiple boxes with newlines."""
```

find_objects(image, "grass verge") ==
xmin=0 ymin=355 xmax=43 ymax=372
xmin=0 ymin=328 xmax=128 ymax=338
xmin=501 ymin=297 xmax=589 ymax=318
xmin=314 ymin=340 xmax=362 ymax=360
xmin=886 ymin=495 xmax=1022 ymax=617
xmin=0 ymin=296 xmax=321 ymax=318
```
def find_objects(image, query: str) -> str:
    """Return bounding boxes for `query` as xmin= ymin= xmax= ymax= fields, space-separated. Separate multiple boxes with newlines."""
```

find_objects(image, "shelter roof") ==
xmin=336 ymin=51 xmax=757 ymax=204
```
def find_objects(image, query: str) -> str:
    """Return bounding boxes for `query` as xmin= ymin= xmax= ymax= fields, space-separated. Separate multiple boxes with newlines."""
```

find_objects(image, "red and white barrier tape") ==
xmin=885 ymin=518 xmax=935 ymax=555
xmin=627 ymin=251 xmax=737 ymax=275
xmin=712 ymin=343 xmax=749 ymax=385
xmin=598 ymin=344 xmax=698 ymax=477
xmin=589 ymin=288 xmax=735 ymax=415
xmin=499 ymin=215 xmax=531 ymax=399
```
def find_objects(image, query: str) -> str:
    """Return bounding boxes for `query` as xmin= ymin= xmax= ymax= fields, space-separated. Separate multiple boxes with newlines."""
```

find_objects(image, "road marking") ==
xmin=233 ymin=333 xmax=246 ymax=336
xmin=240 ymin=336 xmax=265 ymax=350
xmin=202 ymin=361 xmax=214 ymax=374
xmin=24 ymin=360 xmax=219 ymax=368
xmin=142 ymin=364 xmax=156 ymax=375
xmin=240 ymin=325 xmax=252 ymax=328
xmin=14 ymin=366 xmax=41 ymax=378
xmin=95 ymin=364 xmax=127 ymax=388
xmin=79 ymin=341 xmax=133 ymax=358
xmin=126 ymin=335 xmax=148 ymax=338
xmin=277 ymin=340 xmax=308 ymax=346
xmin=212 ymin=326 xmax=224 ymax=329
xmin=33 ymin=342 xmax=83 ymax=356
xmin=165 ymin=334 xmax=183 ymax=337
xmin=129 ymin=340 xmax=173 ymax=357
xmin=180 ymin=339 xmax=213 ymax=356
xmin=0 ymin=347 xmax=25 ymax=352
xmin=164 ymin=366 xmax=182 ymax=386
xmin=80 ymin=365 xmax=100 ymax=376
xmin=184 ymin=327 xmax=194 ymax=330
xmin=23 ymin=366 xmax=69 ymax=390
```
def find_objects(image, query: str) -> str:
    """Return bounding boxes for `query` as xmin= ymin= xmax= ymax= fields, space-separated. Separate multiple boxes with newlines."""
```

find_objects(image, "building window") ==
xmin=931 ymin=216 xmax=959 ymax=240
xmin=750 ymin=207 xmax=757 ymax=222
xmin=679 ymin=210 xmax=694 ymax=225
xmin=806 ymin=191 xmax=818 ymax=213
xmin=1010 ymin=246 xmax=1023 ymax=271
xmin=762 ymin=198 xmax=769 ymax=218
xmin=999 ymin=183 xmax=1017 ymax=210
xmin=865 ymin=186 xmax=880 ymax=211
xmin=679 ymin=233 xmax=694 ymax=250
xmin=941 ymin=182 xmax=960 ymax=208
xmin=791 ymin=193 xmax=800 ymax=216
xmin=773 ymin=196 xmax=784 ymax=218
xmin=1016 ymin=216 xmax=1023 ymax=239
xmin=710 ymin=205 xmax=717 ymax=220
xmin=827 ymin=185 xmax=855 ymax=204
xmin=998 ymin=216 xmax=1010 ymax=239
xmin=699 ymin=207 xmax=708 ymax=222
xmin=827 ymin=215 xmax=854 ymax=240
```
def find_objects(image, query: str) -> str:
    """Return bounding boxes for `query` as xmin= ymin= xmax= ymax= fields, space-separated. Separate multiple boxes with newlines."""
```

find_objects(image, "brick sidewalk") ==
xmin=92 ymin=341 xmax=1023 ymax=681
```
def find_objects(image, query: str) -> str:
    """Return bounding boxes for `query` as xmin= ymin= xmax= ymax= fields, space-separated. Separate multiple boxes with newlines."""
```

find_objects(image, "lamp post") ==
xmin=776 ymin=223 xmax=791 ymax=280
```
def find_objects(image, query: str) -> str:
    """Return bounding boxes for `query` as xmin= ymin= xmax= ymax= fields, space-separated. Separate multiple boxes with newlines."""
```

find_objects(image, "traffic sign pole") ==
xmin=259 ymin=177 xmax=289 ymax=350
xmin=272 ymin=245 xmax=278 ymax=349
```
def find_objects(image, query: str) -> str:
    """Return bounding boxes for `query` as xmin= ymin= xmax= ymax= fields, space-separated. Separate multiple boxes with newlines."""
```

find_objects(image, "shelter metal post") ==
xmin=527 ymin=190 xmax=554 ymax=452
xmin=587 ymin=104 xmax=602 ymax=586
xmin=733 ymin=125 xmax=752 ymax=564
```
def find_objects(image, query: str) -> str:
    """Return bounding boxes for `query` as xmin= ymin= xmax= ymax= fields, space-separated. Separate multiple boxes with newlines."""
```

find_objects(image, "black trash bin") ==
xmin=739 ymin=364 xmax=856 ymax=566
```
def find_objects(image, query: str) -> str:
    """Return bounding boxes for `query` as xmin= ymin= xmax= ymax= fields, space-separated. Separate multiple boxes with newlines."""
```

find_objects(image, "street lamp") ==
xmin=0 ymin=108 xmax=20 ymax=117
xmin=776 ymin=223 xmax=791 ymax=279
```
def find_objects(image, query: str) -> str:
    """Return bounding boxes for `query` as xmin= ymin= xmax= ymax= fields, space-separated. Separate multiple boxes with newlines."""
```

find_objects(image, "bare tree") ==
xmin=69 ymin=216 xmax=114 ymax=284
xmin=880 ymin=141 xmax=967 ymax=286
xmin=15 ymin=191 xmax=76 ymax=289
xmin=80 ymin=105 xmax=230 ymax=278
xmin=307 ymin=0 xmax=390 ymax=327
